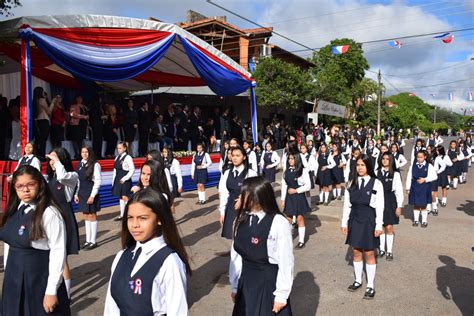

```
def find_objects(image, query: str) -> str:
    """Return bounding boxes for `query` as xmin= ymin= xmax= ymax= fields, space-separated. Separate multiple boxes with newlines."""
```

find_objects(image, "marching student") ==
xmin=365 ymin=139 xmax=380 ymax=169
xmin=434 ymin=132 xmax=444 ymax=147
xmin=254 ymin=143 xmax=263 ymax=175
xmin=376 ymin=152 xmax=403 ymax=261
xmin=8 ymin=141 xmax=41 ymax=182
xmin=243 ymin=140 xmax=258 ymax=173
xmin=146 ymin=149 xmax=174 ymax=195
xmin=432 ymin=145 xmax=452 ymax=212
xmin=131 ymin=159 xmax=171 ymax=202
xmin=192 ymin=143 xmax=212 ymax=204
xmin=281 ymin=141 xmax=309 ymax=172
xmin=466 ymin=134 xmax=474 ymax=165
xmin=411 ymin=138 xmax=425 ymax=162
xmin=0 ymin=165 xmax=70 ymax=315
xmin=281 ymin=152 xmax=311 ymax=249
xmin=459 ymin=141 xmax=471 ymax=183
xmin=340 ymin=137 xmax=351 ymax=160
xmin=218 ymin=140 xmax=231 ymax=173
xmin=75 ymin=146 xmax=101 ymax=250
xmin=330 ymin=143 xmax=346 ymax=201
xmin=406 ymin=150 xmax=437 ymax=228
xmin=390 ymin=143 xmax=408 ymax=170
xmin=112 ymin=142 xmax=135 ymax=221
xmin=447 ymin=140 xmax=461 ymax=190
xmin=307 ymin=139 xmax=317 ymax=156
xmin=260 ymin=141 xmax=280 ymax=183
xmin=104 ymin=189 xmax=191 ymax=315
xmin=162 ymin=147 xmax=183 ymax=211
xmin=229 ymin=177 xmax=293 ymax=315
xmin=349 ymin=136 xmax=361 ymax=152
xmin=344 ymin=147 xmax=362 ymax=184
xmin=300 ymin=143 xmax=318 ymax=208
xmin=219 ymin=146 xmax=258 ymax=240
xmin=316 ymin=143 xmax=336 ymax=206
xmin=46 ymin=148 xmax=80 ymax=300
xmin=341 ymin=155 xmax=384 ymax=299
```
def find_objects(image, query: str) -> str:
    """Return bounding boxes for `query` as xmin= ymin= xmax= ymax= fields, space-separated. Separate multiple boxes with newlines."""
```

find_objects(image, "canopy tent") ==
xmin=0 ymin=15 xmax=258 ymax=149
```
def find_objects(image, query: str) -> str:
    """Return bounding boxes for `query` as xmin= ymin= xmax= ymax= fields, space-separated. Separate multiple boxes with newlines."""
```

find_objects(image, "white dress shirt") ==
xmin=281 ymin=152 xmax=309 ymax=171
xmin=379 ymin=168 xmax=404 ymax=208
xmin=104 ymin=236 xmax=188 ymax=316
xmin=341 ymin=175 xmax=385 ymax=231
xmin=365 ymin=146 xmax=380 ymax=160
xmin=301 ymin=152 xmax=319 ymax=175
xmin=53 ymin=160 xmax=78 ymax=203
xmin=259 ymin=151 xmax=280 ymax=170
xmin=281 ymin=167 xmax=311 ymax=201
xmin=3 ymin=202 xmax=66 ymax=296
xmin=393 ymin=152 xmax=408 ymax=169
xmin=112 ymin=153 xmax=135 ymax=184
xmin=13 ymin=154 xmax=42 ymax=172
xmin=164 ymin=168 xmax=173 ymax=193
xmin=229 ymin=212 xmax=294 ymax=304
xmin=434 ymin=155 xmax=453 ymax=174
xmin=218 ymin=165 xmax=258 ymax=215
xmin=168 ymin=159 xmax=183 ymax=190
xmin=75 ymin=161 xmax=102 ymax=198
xmin=405 ymin=161 xmax=438 ymax=191
xmin=191 ymin=152 xmax=212 ymax=176
xmin=246 ymin=149 xmax=258 ymax=173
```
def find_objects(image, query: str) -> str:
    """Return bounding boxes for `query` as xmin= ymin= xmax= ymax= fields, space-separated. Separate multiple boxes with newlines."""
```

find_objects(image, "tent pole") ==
xmin=150 ymin=85 xmax=154 ymax=105
xmin=19 ymin=32 xmax=33 ymax=153
xmin=250 ymin=82 xmax=258 ymax=145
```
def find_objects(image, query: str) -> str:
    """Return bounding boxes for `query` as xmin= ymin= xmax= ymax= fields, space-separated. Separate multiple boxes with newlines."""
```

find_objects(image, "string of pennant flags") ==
xmin=427 ymin=91 xmax=473 ymax=101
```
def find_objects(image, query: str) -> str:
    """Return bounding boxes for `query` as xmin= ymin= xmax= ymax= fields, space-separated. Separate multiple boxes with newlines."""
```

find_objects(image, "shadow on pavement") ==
xmin=175 ymin=205 xmax=217 ymax=225
xmin=188 ymin=255 xmax=229 ymax=308
xmin=71 ymin=254 xmax=116 ymax=313
xmin=182 ymin=221 xmax=221 ymax=247
xmin=290 ymin=271 xmax=320 ymax=315
xmin=436 ymin=255 xmax=474 ymax=316
xmin=401 ymin=204 xmax=413 ymax=221
xmin=305 ymin=214 xmax=322 ymax=243
xmin=456 ymin=200 xmax=474 ymax=216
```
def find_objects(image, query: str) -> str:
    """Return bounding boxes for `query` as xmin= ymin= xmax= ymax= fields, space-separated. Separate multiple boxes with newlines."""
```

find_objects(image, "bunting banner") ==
xmin=388 ymin=40 xmax=402 ymax=48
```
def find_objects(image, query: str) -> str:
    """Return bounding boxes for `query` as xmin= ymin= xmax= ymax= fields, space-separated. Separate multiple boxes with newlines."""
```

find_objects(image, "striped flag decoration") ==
xmin=448 ymin=92 xmax=454 ymax=101
xmin=468 ymin=91 xmax=473 ymax=101
xmin=331 ymin=45 xmax=350 ymax=55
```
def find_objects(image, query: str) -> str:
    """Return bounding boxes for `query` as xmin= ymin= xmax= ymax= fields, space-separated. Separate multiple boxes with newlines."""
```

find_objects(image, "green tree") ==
xmin=0 ymin=0 xmax=21 ymax=16
xmin=253 ymin=57 xmax=314 ymax=110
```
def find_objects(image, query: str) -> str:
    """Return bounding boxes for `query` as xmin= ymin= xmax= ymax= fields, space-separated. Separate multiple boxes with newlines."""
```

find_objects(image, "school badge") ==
xmin=18 ymin=225 xmax=26 ymax=236
xmin=251 ymin=237 xmax=260 ymax=245
xmin=129 ymin=278 xmax=143 ymax=295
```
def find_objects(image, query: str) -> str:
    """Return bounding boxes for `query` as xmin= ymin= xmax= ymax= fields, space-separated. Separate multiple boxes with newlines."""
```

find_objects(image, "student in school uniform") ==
xmin=344 ymin=147 xmax=362 ymax=184
xmin=406 ymin=150 xmax=438 ymax=228
xmin=330 ymin=143 xmax=346 ymax=201
xmin=243 ymin=140 xmax=258 ymax=174
xmin=307 ymin=139 xmax=317 ymax=157
xmin=112 ymin=142 xmax=135 ymax=221
xmin=300 ymin=143 xmax=318 ymax=208
xmin=458 ymin=141 xmax=471 ymax=184
xmin=192 ymin=143 xmax=212 ymax=204
xmin=219 ymin=146 xmax=258 ymax=240
xmin=8 ymin=141 xmax=42 ymax=182
xmin=146 ymin=149 xmax=174 ymax=195
xmin=390 ymin=143 xmax=408 ymax=170
xmin=281 ymin=141 xmax=309 ymax=172
xmin=254 ymin=143 xmax=263 ymax=175
xmin=219 ymin=140 xmax=231 ymax=174
xmin=447 ymin=140 xmax=461 ymax=190
xmin=341 ymin=155 xmax=384 ymax=299
xmin=281 ymin=152 xmax=311 ymax=249
xmin=131 ymin=160 xmax=172 ymax=204
xmin=316 ymin=143 xmax=336 ymax=206
xmin=75 ymin=146 xmax=101 ymax=250
xmin=230 ymin=177 xmax=293 ymax=315
xmin=340 ymin=138 xmax=351 ymax=161
xmin=365 ymin=139 xmax=380 ymax=169
xmin=411 ymin=139 xmax=426 ymax=163
xmin=162 ymin=147 xmax=183 ymax=211
xmin=0 ymin=166 xmax=70 ymax=315
xmin=431 ymin=145 xmax=452 ymax=212
xmin=46 ymin=148 xmax=80 ymax=300
xmin=260 ymin=142 xmax=280 ymax=184
xmin=104 ymin=189 xmax=191 ymax=315
xmin=376 ymin=152 xmax=403 ymax=261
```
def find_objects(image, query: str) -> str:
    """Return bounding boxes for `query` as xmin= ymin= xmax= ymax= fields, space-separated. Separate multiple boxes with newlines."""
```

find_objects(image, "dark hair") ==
xmin=229 ymin=138 xmax=240 ymax=148
xmin=287 ymin=141 xmax=299 ymax=155
xmin=122 ymin=189 xmax=191 ymax=275
xmin=162 ymin=146 xmax=174 ymax=168
xmin=449 ymin=140 xmax=459 ymax=154
xmin=265 ymin=141 xmax=273 ymax=151
xmin=229 ymin=146 xmax=249 ymax=178
xmin=47 ymin=147 xmax=74 ymax=179
xmin=351 ymin=146 xmax=361 ymax=157
xmin=390 ymin=142 xmax=400 ymax=153
xmin=286 ymin=152 xmax=303 ymax=178
xmin=415 ymin=139 xmax=424 ymax=147
xmin=427 ymin=145 xmax=436 ymax=164
xmin=3 ymin=166 xmax=66 ymax=241
xmin=147 ymin=149 xmax=163 ymax=163
xmin=32 ymin=87 xmax=45 ymax=120
xmin=378 ymin=152 xmax=397 ymax=176
xmin=436 ymin=145 xmax=446 ymax=157
xmin=137 ymin=160 xmax=171 ymax=204
xmin=23 ymin=141 xmax=37 ymax=156
xmin=233 ymin=177 xmax=283 ymax=236
xmin=349 ymin=155 xmax=376 ymax=190
xmin=220 ymin=140 xmax=230 ymax=160
xmin=117 ymin=141 xmax=128 ymax=153
xmin=81 ymin=146 xmax=97 ymax=181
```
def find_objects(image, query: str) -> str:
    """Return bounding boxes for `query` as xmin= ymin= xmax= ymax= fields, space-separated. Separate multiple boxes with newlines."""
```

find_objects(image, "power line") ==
xmin=373 ymin=60 xmax=473 ymax=78
xmin=390 ymin=78 xmax=473 ymax=89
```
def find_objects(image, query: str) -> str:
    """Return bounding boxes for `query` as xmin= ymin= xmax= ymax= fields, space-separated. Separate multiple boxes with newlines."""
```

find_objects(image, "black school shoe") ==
xmin=441 ymin=202 xmax=447 ymax=207
xmin=81 ymin=242 xmax=91 ymax=249
xmin=386 ymin=253 xmax=394 ymax=261
xmin=113 ymin=216 xmax=122 ymax=222
xmin=433 ymin=209 xmax=439 ymax=216
xmin=85 ymin=243 xmax=98 ymax=250
xmin=347 ymin=281 xmax=363 ymax=292
xmin=421 ymin=222 xmax=428 ymax=228
xmin=377 ymin=250 xmax=386 ymax=258
xmin=412 ymin=221 xmax=419 ymax=227
xmin=295 ymin=242 xmax=305 ymax=249
xmin=363 ymin=287 xmax=376 ymax=299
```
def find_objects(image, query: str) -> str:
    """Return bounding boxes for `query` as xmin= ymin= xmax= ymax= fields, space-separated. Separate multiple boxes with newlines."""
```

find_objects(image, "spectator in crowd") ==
xmin=220 ymin=107 xmax=231 ymax=141
xmin=50 ymin=94 xmax=67 ymax=149
xmin=189 ymin=106 xmax=204 ymax=150
xmin=69 ymin=95 xmax=89 ymax=160
xmin=123 ymin=99 xmax=138 ymax=157
xmin=89 ymin=96 xmax=108 ymax=159
xmin=103 ymin=104 xmax=120 ymax=158
xmin=230 ymin=114 xmax=243 ymax=141
xmin=163 ymin=103 xmax=175 ymax=128
xmin=0 ymin=96 xmax=9 ymax=160
xmin=33 ymin=87 xmax=54 ymax=159
xmin=138 ymin=102 xmax=152 ymax=157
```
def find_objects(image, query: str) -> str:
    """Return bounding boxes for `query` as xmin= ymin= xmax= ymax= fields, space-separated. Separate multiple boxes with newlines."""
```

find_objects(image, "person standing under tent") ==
xmin=123 ymin=99 xmax=138 ymax=158
xmin=260 ymin=142 xmax=280 ymax=184
xmin=69 ymin=95 xmax=89 ymax=160
xmin=112 ymin=142 xmax=135 ymax=221
xmin=192 ymin=143 xmax=212 ymax=205
xmin=137 ymin=102 xmax=152 ymax=157
xmin=406 ymin=150 xmax=438 ymax=228
xmin=341 ymin=156 xmax=384 ymax=299
xmin=50 ymin=95 xmax=67 ymax=149
xmin=46 ymin=148 xmax=80 ymax=300
xmin=33 ymin=87 xmax=54 ymax=160
xmin=229 ymin=177 xmax=293 ymax=315
xmin=75 ymin=146 xmax=101 ymax=250
xmin=281 ymin=153 xmax=311 ymax=249
xmin=219 ymin=146 xmax=258 ymax=240
xmin=376 ymin=152 xmax=403 ymax=261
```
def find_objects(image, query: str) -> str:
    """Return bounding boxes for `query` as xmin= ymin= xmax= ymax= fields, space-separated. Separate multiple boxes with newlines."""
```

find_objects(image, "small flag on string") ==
xmin=448 ymin=92 xmax=454 ymax=101
xmin=430 ymin=93 xmax=437 ymax=98
xmin=468 ymin=91 xmax=473 ymax=101
xmin=332 ymin=45 xmax=350 ymax=55
xmin=388 ymin=40 xmax=402 ymax=48
xmin=409 ymin=93 xmax=417 ymax=97
xmin=434 ymin=33 xmax=454 ymax=43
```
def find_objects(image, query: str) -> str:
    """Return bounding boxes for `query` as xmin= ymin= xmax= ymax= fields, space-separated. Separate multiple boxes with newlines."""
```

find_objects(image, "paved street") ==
xmin=1 ymin=141 xmax=473 ymax=315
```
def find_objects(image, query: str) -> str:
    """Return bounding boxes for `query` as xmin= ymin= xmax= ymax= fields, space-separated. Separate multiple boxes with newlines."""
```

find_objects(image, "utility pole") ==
xmin=433 ymin=105 xmax=437 ymax=124
xmin=377 ymin=69 xmax=382 ymax=135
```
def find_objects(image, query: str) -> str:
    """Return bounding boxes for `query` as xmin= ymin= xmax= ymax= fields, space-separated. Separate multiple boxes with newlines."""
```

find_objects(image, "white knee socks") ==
xmin=298 ymin=227 xmax=305 ymax=244
xmin=324 ymin=192 xmax=329 ymax=203
xmin=90 ymin=221 xmax=97 ymax=244
xmin=379 ymin=234 xmax=386 ymax=252
xmin=421 ymin=210 xmax=428 ymax=223
xmin=119 ymin=199 xmax=126 ymax=217
xmin=453 ymin=178 xmax=458 ymax=188
xmin=319 ymin=191 xmax=324 ymax=201
xmin=442 ymin=197 xmax=447 ymax=204
xmin=353 ymin=261 xmax=363 ymax=284
xmin=432 ymin=202 xmax=438 ymax=211
xmin=427 ymin=203 xmax=431 ymax=211
xmin=65 ymin=279 xmax=71 ymax=299
xmin=337 ymin=188 xmax=342 ymax=197
xmin=413 ymin=210 xmax=420 ymax=222
xmin=198 ymin=191 xmax=206 ymax=202
xmin=366 ymin=264 xmax=377 ymax=289
xmin=332 ymin=188 xmax=337 ymax=198
xmin=386 ymin=234 xmax=394 ymax=253
xmin=85 ymin=220 xmax=91 ymax=243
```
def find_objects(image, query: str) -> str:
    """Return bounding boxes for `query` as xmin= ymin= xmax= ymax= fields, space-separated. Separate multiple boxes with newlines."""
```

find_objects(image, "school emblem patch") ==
xmin=129 ymin=278 xmax=143 ymax=295
xmin=18 ymin=225 xmax=26 ymax=236
xmin=251 ymin=237 xmax=260 ymax=245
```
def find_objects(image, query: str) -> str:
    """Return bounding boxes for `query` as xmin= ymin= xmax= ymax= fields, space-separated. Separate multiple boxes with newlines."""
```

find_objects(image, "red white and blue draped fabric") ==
xmin=16 ymin=24 xmax=255 ymax=149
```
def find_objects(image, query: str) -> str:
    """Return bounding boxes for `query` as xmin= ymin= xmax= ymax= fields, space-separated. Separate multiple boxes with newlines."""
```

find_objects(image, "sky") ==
xmin=1 ymin=0 xmax=473 ymax=111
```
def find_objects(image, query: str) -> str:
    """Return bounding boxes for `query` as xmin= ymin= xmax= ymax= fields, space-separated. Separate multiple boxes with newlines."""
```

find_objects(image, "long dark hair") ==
xmin=147 ymin=149 xmax=164 ymax=164
xmin=349 ymin=155 xmax=376 ymax=190
xmin=233 ymin=176 xmax=283 ymax=236
xmin=436 ymin=145 xmax=446 ymax=157
xmin=121 ymin=189 xmax=191 ymax=275
xmin=162 ymin=146 xmax=174 ymax=169
xmin=220 ymin=140 xmax=230 ymax=160
xmin=23 ymin=141 xmax=37 ymax=156
xmin=229 ymin=146 xmax=249 ymax=178
xmin=81 ymin=146 xmax=98 ymax=181
xmin=47 ymin=147 xmax=74 ymax=179
xmin=449 ymin=140 xmax=459 ymax=154
xmin=3 ymin=166 xmax=66 ymax=241
xmin=137 ymin=160 xmax=171 ymax=204
xmin=286 ymin=152 xmax=303 ymax=178
xmin=378 ymin=152 xmax=397 ymax=176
